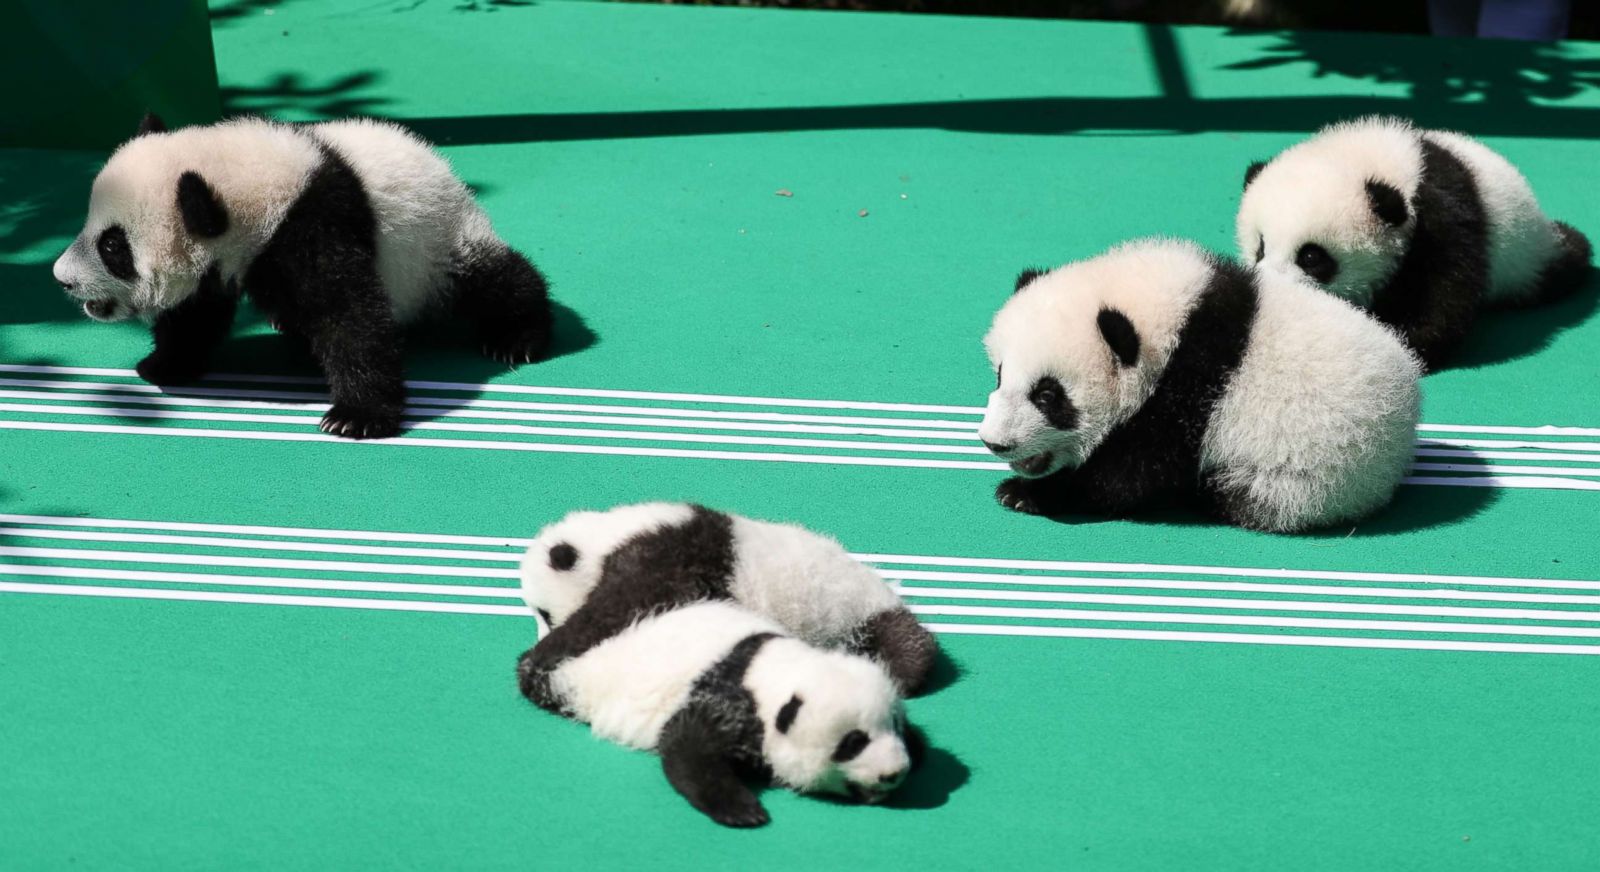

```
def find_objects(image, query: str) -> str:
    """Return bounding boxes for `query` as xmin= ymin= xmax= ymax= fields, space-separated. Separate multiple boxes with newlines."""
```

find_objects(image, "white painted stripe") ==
xmin=0 ymin=545 xmax=520 ymax=579
xmin=878 ymin=568 xmax=1600 ymax=600
xmin=0 ymin=421 xmax=1009 ymax=471
xmin=1415 ymin=448 xmax=1600 ymax=464
xmin=0 ymin=402 xmax=993 ymax=455
xmin=0 ymin=563 xmax=517 ymax=599
xmin=0 ymin=513 xmax=526 ymax=548
xmin=0 ymin=580 xmax=529 ymax=616
xmin=1412 ymin=462 xmax=1600 ymax=478
xmin=918 ymin=623 xmax=1600 ymax=655
xmin=907 ymin=603 xmax=1600 ymax=637
xmin=0 ymin=380 xmax=979 ymax=435
xmin=1403 ymin=475 xmax=1600 ymax=491
xmin=5 ymin=580 xmax=1599 ymax=656
xmin=0 ymin=527 xmax=518 ymax=562
xmin=890 ymin=585 xmax=1600 ymax=622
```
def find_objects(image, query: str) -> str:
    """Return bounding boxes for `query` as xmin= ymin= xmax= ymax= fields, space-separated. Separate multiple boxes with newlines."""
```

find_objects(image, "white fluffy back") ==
xmin=727 ymin=515 xmax=902 ymax=648
xmin=1204 ymin=271 xmax=1422 ymax=531
xmin=550 ymin=601 xmax=782 ymax=750
xmin=518 ymin=502 xmax=695 ymax=626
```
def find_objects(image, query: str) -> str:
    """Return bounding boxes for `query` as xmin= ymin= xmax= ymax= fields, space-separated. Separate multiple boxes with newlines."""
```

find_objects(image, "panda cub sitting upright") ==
xmin=981 ymin=238 xmax=1422 ymax=534
xmin=519 ymin=502 xmax=939 ymax=695
xmin=52 ymin=113 xmax=553 ymax=439
xmin=518 ymin=599 xmax=918 ymax=827
xmin=1238 ymin=116 xmax=1593 ymax=369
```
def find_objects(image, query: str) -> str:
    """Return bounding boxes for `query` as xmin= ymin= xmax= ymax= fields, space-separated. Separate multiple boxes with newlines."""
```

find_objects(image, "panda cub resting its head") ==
xmin=519 ymin=600 xmax=920 ymax=827
xmin=1239 ymin=116 xmax=1593 ymax=370
xmin=51 ymin=113 xmax=554 ymax=439
xmin=518 ymin=502 xmax=939 ymax=695
xmin=980 ymin=238 xmax=1422 ymax=534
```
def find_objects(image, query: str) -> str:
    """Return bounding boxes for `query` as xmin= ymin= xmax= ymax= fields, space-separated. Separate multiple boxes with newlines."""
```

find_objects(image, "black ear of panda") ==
xmin=1014 ymin=267 xmax=1046 ymax=294
xmin=1243 ymin=160 xmax=1267 ymax=190
xmin=137 ymin=112 xmax=168 ymax=136
xmin=1365 ymin=179 xmax=1409 ymax=227
xmin=177 ymin=172 xmax=229 ymax=239
xmin=1097 ymin=308 xmax=1140 ymax=368
xmin=775 ymin=695 xmax=803 ymax=734
xmin=548 ymin=542 xmax=578 ymax=571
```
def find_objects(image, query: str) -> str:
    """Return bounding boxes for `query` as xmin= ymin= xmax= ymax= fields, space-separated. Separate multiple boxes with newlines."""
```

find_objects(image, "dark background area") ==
xmin=617 ymin=0 xmax=1600 ymax=40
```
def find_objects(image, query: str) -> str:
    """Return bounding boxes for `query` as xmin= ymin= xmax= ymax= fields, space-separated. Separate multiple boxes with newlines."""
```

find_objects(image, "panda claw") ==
xmin=995 ymin=478 xmax=1043 ymax=515
xmin=320 ymin=405 xmax=400 ymax=441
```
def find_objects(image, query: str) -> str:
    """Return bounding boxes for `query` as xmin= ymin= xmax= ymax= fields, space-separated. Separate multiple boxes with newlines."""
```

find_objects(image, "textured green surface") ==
xmin=3 ymin=2 xmax=1600 ymax=869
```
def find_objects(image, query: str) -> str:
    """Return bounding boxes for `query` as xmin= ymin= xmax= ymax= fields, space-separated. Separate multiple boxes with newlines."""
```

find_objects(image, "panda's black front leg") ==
xmin=659 ymin=701 xmax=770 ymax=828
xmin=994 ymin=469 xmax=1077 ymax=516
xmin=137 ymin=268 xmax=237 ymax=386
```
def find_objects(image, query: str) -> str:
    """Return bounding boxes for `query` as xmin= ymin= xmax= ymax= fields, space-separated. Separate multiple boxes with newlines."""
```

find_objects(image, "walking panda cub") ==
xmin=518 ymin=502 xmax=938 ymax=695
xmin=1239 ymin=116 xmax=1593 ymax=369
xmin=51 ymin=113 xmax=554 ymax=439
xmin=981 ymin=238 xmax=1422 ymax=533
xmin=517 ymin=600 xmax=919 ymax=827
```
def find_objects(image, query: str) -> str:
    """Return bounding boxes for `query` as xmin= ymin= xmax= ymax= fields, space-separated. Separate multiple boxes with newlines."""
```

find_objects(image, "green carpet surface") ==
xmin=3 ymin=2 xmax=1599 ymax=869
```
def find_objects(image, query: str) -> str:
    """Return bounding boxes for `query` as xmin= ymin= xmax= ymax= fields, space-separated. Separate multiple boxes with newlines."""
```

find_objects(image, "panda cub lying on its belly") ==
xmin=980 ymin=238 xmax=1423 ymax=534
xmin=51 ymin=113 xmax=554 ymax=440
xmin=518 ymin=502 xmax=939 ymax=695
xmin=518 ymin=600 xmax=920 ymax=827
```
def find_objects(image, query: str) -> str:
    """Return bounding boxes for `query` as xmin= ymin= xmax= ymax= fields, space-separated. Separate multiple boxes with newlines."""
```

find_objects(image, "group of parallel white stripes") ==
xmin=5 ymin=512 xmax=1600 ymax=656
xmin=0 ymin=364 xmax=1597 ymax=491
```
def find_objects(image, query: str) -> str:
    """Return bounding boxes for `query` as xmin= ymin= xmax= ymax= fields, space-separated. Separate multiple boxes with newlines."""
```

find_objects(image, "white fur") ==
xmin=550 ymin=601 xmax=910 ymax=798
xmin=979 ymin=238 xmax=1422 ymax=532
xmin=52 ymin=117 xmax=501 ymax=324
xmin=519 ymin=503 xmax=904 ymax=648
xmin=1237 ymin=115 xmax=1567 ymax=306
xmin=980 ymin=238 xmax=1212 ymax=477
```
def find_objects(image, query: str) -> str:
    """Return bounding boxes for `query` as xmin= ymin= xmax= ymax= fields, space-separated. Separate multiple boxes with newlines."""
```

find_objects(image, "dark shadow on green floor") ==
xmin=210 ymin=0 xmax=298 ymax=27
xmin=221 ymin=72 xmax=392 ymax=119
xmin=1 ymin=150 xmax=102 ymax=322
xmin=1450 ymin=277 xmax=1600 ymax=370
xmin=0 ymin=263 xmax=79 ymax=325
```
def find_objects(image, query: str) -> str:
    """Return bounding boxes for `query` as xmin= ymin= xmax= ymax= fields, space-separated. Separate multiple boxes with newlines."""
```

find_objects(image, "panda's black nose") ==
xmin=981 ymin=439 xmax=1014 ymax=454
xmin=879 ymin=768 xmax=907 ymax=787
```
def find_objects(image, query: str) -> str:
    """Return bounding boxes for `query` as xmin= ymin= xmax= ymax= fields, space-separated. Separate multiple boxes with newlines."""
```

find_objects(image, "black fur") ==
xmin=1295 ymin=243 xmax=1338 ymax=284
xmin=775 ymin=695 xmax=802 ymax=734
xmin=995 ymin=257 xmax=1258 ymax=520
xmin=176 ymin=172 xmax=229 ymax=239
xmin=1528 ymin=221 xmax=1594 ymax=305
xmin=96 ymin=226 xmax=136 ymax=282
xmin=832 ymin=730 xmax=870 ymax=763
xmin=1014 ymin=267 xmax=1046 ymax=293
xmin=1096 ymin=308 xmax=1140 ymax=367
xmin=137 ymin=266 xmax=238 ymax=386
xmin=1243 ymin=160 xmax=1266 ymax=189
xmin=517 ymin=506 xmax=737 ymax=711
xmin=1028 ymin=375 xmax=1077 ymax=431
xmin=547 ymin=542 xmax=577 ymax=571
xmin=1365 ymin=180 xmax=1409 ymax=227
xmin=451 ymin=243 xmax=552 ymax=365
xmin=137 ymin=112 xmax=167 ymax=136
xmin=851 ymin=608 xmax=937 ymax=696
xmin=657 ymin=634 xmax=777 ymax=828
xmin=1368 ymin=138 xmax=1489 ymax=371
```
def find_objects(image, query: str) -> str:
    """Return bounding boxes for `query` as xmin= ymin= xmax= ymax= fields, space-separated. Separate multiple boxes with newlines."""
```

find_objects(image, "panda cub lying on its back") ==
xmin=519 ymin=502 xmax=939 ymax=695
xmin=52 ymin=113 xmax=554 ymax=439
xmin=518 ymin=600 xmax=919 ymax=827
xmin=1239 ymin=116 xmax=1593 ymax=369
xmin=980 ymin=238 xmax=1422 ymax=533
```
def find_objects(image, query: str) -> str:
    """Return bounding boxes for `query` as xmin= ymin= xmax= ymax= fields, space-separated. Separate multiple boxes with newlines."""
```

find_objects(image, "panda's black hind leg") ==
xmin=451 ymin=244 xmax=552 ymax=365
xmin=852 ymin=609 xmax=940 ymax=697
xmin=1532 ymin=221 xmax=1595 ymax=304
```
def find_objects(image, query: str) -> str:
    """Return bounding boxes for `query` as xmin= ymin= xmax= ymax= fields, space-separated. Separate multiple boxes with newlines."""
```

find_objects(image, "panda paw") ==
xmin=136 ymin=352 xmax=206 ymax=387
xmin=995 ymin=477 xmax=1044 ymax=515
xmin=480 ymin=326 xmax=551 ymax=367
xmin=700 ymin=792 xmax=771 ymax=829
xmin=320 ymin=404 xmax=402 ymax=440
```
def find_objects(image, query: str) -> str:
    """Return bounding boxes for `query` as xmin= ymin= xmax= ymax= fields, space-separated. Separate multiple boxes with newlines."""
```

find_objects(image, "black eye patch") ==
xmin=1028 ymin=376 xmax=1078 ymax=431
xmin=96 ymin=225 xmax=136 ymax=281
xmin=548 ymin=542 xmax=577 ymax=571
xmin=535 ymin=608 xmax=552 ymax=625
xmin=833 ymin=729 xmax=870 ymax=763
xmin=1255 ymin=235 xmax=1264 ymax=264
xmin=1295 ymin=243 xmax=1338 ymax=284
xmin=776 ymin=694 xmax=802 ymax=734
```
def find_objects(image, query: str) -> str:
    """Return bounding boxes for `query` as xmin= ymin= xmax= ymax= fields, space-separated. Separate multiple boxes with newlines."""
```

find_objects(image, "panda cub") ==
xmin=1238 ymin=116 xmax=1593 ymax=369
xmin=51 ymin=113 xmax=553 ymax=439
xmin=517 ymin=600 xmax=917 ymax=827
xmin=981 ymin=238 xmax=1422 ymax=534
xmin=519 ymin=502 xmax=938 ymax=695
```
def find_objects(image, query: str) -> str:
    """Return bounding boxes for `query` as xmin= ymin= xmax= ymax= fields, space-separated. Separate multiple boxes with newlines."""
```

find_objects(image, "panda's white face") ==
xmin=53 ymin=133 xmax=208 ymax=323
xmin=1237 ymin=117 xmax=1421 ymax=307
xmin=979 ymin=247 xmax=1191 ymax=479
xmin=753 ymin=642 xmax=914 ymax=804
xmin=517 ymin=503 xmax=696 ymax=630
